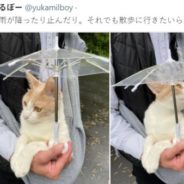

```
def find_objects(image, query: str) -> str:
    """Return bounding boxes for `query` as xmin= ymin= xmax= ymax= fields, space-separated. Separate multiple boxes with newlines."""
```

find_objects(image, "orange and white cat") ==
xmin=141 ymin=83 xmax=184 ymax=173
xmin=10 ymin=72 xmax=71 ymax=178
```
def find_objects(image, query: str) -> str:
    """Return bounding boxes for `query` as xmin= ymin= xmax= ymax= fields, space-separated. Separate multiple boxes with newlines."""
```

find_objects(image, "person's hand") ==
xmin=160 ymin=140 xmax=184 ymax=171
xmin=31 ymin=141 xmax=72 ymax=180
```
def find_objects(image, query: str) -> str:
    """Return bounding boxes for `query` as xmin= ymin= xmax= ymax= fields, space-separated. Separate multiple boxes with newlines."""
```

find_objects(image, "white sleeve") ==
xmin=110 ymin=63 xmax=144 ymax=160
xmin=0 ymin=118 xmax=17 ymax=161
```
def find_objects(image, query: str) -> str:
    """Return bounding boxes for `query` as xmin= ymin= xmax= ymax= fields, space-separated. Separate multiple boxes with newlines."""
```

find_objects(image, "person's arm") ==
xmin=0 ymin=118 xmax=17 ymax=161
xmin=110 ymin=63 xmax=144 ymax=159
xmin=111 ymin=92 xmax=145 ymax=160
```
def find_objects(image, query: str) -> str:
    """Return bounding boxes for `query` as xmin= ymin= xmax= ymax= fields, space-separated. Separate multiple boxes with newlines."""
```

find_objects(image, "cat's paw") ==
xmin=62 ymin=142 xmax=69 ymax=154
xmin=143 ymin=160 xmax=158 ymax=173
xmin=62 ymin=142 xmax=74 ymax=161
xmin=141 ymin=153 xmax=159 ymax=174
xmin=172 ymin=137 xmax=179 ymax=144
xmin=48 ymin=139 xmax=55 ymax=148
xmin=11 ymin=155 xmax=30 ymax=178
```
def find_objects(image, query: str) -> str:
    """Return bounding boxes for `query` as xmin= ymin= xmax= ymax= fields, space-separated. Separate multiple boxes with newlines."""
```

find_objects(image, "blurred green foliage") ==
xmin=79 ymin=33 xmax=109 ymax=58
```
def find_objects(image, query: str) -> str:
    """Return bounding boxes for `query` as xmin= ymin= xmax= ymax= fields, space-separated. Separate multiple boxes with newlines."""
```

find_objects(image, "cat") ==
xmin=141 ymin=83 xmax=184 ymax=173
xmin=10 ymin=72 xmax=71 ymax=178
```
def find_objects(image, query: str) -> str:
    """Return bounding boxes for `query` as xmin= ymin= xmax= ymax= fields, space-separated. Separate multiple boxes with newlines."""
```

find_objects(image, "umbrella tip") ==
xmin=131 ymin=83 xmax=140 ymax=92
xmin=124 ymin=86 xmax=129 ymax=89
xmin=8 ymin=60 xmax=18 ymax=67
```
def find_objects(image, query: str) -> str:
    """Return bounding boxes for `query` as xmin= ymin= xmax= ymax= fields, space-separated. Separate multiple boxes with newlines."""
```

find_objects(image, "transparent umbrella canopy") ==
xmin=113 ymin=60 xmax=184 ymax=139
xmin=0 ymin=39 xmax=109 ymax=142
xmin=0 ymin=48 xmax=109 ymax=80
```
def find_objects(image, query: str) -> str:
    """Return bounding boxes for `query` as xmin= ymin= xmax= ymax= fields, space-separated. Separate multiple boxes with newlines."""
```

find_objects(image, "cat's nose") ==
xmin=24 ymin=115 xmax=29 ymax=120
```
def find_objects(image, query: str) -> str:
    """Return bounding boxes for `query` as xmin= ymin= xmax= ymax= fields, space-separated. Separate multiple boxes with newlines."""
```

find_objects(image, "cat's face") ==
xmin=147 ymin=83 xmax=184 ymax=110
xmin=21 ymin=72 xmax=55 ymax=124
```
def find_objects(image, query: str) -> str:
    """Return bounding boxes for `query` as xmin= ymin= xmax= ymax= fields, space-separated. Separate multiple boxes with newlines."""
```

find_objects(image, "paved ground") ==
xmin=111 ymin=147 xmax=137 ymax=184
xmin=74 ymin=73 xmax=135 ymax=184
xmin=75 ymin=74 xmax=109 ymax=184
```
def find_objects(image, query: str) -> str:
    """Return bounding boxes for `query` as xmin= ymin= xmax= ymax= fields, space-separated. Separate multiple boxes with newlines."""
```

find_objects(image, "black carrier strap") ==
xmin=59 ymin=33 xmax=65 ymax=48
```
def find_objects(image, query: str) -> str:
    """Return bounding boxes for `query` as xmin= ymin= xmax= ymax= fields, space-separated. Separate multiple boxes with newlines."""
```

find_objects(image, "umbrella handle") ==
xmin=54 ymin=76 xmax=59 ymax=123
xmin=171 ymin=85 xmax=179 ymax=124
xmin=171 ymin=85 xmax=181 ymax=139
xmin=176 ymin=123 xmax=181 ymax=140
xmin=53 ymin=123 xmax=59 ymax=143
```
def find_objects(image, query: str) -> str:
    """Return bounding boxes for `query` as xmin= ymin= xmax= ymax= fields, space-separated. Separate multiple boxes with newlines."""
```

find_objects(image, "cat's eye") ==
xmin=24 ymin=101 xmax=27 ymax=106
xmin=34 ymin=106 xmax=42 ymax=112
xmin=176 ymin=84 xmax=182 ymax=89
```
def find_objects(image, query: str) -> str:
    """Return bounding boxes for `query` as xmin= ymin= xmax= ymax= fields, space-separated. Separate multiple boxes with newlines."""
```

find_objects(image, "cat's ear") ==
xmin=147 ymin=83 xmax=166 ymax=96
xmin=26 ymin=72 xmax=40 ymax=89
xmin=44 ymin=77 xmax=55 ymax=97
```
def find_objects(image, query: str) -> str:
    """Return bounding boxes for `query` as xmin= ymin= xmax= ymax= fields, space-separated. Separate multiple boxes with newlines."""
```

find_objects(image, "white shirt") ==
xmin=0 ymin=119 xmax=17 ymax=160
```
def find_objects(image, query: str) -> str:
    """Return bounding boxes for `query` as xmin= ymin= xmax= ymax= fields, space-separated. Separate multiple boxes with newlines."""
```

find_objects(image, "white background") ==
xmin=0 ymin=0 xmax=184 ymax=32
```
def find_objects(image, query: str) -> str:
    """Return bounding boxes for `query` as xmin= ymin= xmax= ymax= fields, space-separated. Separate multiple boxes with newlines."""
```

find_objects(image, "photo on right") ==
xmin=110 ymin=33 xmax=184 ymax=184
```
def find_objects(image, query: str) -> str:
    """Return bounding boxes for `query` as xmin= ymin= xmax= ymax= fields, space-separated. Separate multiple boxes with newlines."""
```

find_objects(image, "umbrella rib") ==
xmin=32 ymin=60 xmax=54 ymax=71
xmin=31 ymin=61 xmax=41 ymax=67
xmin=7 ymin=50 xmax=41 ymax=66
xmin=131 ymin=68 xmax=157 ymax=92
xmin=85 ymin=59 xmax=109 ymax=73
xmin=8 ymin=59 xmax=35 ymax=67
xmin=31 ymin=60 xmax=58 ymax=73
xmin=58 ymin=58 xmax=81 ymax=70
xmin=70 ymin=58 xmax=83 ymax=65
xmin=56 ymin=56 xmax=93 ymax=60
xmin=3 ymin=62 xmax=30 ymax=80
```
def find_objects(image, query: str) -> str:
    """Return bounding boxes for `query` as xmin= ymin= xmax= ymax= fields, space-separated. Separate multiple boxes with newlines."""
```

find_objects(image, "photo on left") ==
xmin=0 ymin=33 xmax=109 ymax=184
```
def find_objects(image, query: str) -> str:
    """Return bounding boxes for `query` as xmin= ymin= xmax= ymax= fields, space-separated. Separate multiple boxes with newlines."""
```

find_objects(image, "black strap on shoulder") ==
xmin=58 ymin=33 xmax=65 ymax=48
xmin=169 ymin=33 xmax=178 ymax=61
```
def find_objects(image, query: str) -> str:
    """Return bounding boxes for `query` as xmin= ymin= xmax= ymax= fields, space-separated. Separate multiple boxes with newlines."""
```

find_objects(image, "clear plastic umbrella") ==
xmin=113 ymin=60 xmax=184 ymax=139
xmin=0 ymin=46 xmax=109 ymax=80
xmin=0 ymin=35 xmax=109 ymax=142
